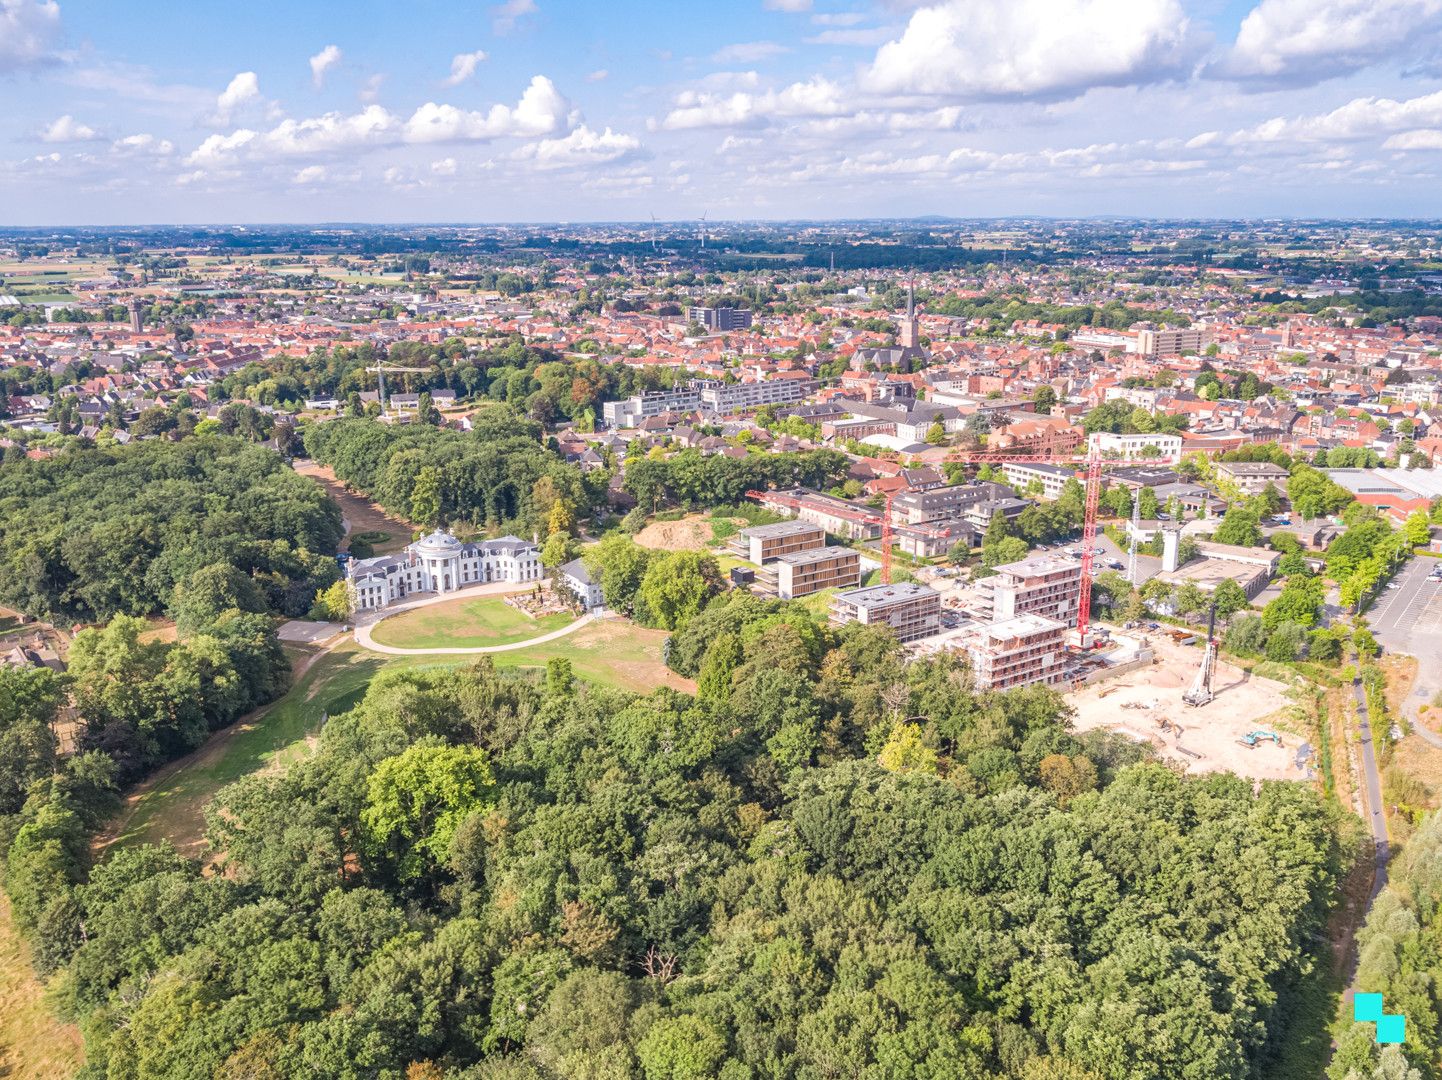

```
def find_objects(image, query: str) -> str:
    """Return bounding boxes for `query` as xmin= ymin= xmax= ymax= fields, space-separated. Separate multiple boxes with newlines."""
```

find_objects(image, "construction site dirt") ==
xmin=1067 ymin=630 xmax=1302 ymax=782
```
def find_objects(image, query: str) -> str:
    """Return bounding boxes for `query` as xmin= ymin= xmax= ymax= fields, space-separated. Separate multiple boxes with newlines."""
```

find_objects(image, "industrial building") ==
xmin=829 ymin=582 xmax=941 ymax=642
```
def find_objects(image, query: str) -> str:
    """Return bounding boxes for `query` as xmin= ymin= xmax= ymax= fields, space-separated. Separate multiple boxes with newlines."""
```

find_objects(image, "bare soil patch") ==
xmin=1069 ymin=633 xmax=1298 ymax=781
xmin=633 ymin=514 xmax=717 ymax=551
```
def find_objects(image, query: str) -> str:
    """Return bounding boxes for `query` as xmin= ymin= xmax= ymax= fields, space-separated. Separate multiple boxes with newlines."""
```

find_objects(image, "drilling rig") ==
xmin=1183 ymin=601 xmax=1218 ymax=708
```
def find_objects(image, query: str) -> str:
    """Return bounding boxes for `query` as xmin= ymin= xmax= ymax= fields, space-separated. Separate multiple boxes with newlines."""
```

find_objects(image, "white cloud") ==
xmin=491 ymin=0 xmax=537 ymax=34
xmin=1219 ymin=0 xmax=1442 ymax=85
xmin=39 ymin=114 xmax=101 ymax=142
xmin=1385 ymin=129 xmax=1442 ymax=149
xmin=711 ymin=41 xmax=790 ymax=63
xmin=587 ymin=68 xmax=609 ymax=82
xmin=187 ymin=105 xmax=397 ymax=167
xmin=658 ymin=75 xmax=845 ymax=129
xmin=185 ymin=76 xmax=576 ymax=170
xmin=764 ymin=0 xmax=811 ymax=10
xmin=309 ymin=44 xmax=342 ymax=88
xmin=864 ymin=0 xmax=1196 ymax=100
xmin=1229 ymin=89 xmax=1442 ymax=144
xmin=404 ymin=75 xmax=572 ymax=142
xmin=444 ymin=50 xmax=488 ymax=87
xmin=112 ymin=133 xmax=174 ymax=155
xmin=215 ymin=71 xmax=261 ymax=118
xmin=360 ymin=73 xmax=386 ymax=102
xmin=293 ymin=164 xmax=327 ymax=184
xmin=811 ymin=11 xmax=866 ymax=25
xmin=516 ymin=124 xmax=642 ymax=168
xmin=431 ymin=156 xmax=458 ymax=174
xmin=805 ymin=27 xmax=895 ymax=45
xmin=0 ymin=0 xmax=61 ymax=74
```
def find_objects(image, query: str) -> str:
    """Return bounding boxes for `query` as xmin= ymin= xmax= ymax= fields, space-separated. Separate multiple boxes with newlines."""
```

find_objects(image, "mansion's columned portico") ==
xmin=346 ymin=531 xmax=543 ymax=611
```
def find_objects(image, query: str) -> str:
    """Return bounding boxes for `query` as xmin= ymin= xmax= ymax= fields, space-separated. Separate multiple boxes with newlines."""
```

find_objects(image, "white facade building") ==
xmin=1087 ymin=432 xmax=1182 ymax=461
xmin=346 ymin=531 xmax=542 ymax=612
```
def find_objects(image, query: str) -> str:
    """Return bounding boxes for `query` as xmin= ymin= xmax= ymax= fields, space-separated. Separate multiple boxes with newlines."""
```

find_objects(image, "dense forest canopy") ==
xmin=0 ymin=437 xmax=343 ymax=623
xmin=302 ymin=411 xmax=597 ymax=536
xmin=4 ymin=588 xmax=1353 ymax=1080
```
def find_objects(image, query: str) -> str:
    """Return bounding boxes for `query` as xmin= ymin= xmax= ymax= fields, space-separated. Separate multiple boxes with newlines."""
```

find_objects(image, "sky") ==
xmin=3 ymin=0 xmax=1442 ymax=223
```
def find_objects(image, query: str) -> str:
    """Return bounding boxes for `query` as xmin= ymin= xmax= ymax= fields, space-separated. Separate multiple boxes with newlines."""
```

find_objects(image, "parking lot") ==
xmin=1368 ymin=557 xmax=1442 ymax=727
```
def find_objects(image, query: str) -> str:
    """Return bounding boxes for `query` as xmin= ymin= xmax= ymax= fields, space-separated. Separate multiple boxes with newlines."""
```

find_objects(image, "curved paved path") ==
xmin=352 ymin=581 xmax=600 ymax=656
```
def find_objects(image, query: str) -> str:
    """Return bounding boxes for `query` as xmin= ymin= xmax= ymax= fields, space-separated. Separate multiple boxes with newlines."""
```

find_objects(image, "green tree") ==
xmin=410 ymin=465 xmax=443 ymax=528
xmin=637 ymin=1015 xmax=728 ymax=1080
xmin=361 ymin=743 xmax=496 ymax=882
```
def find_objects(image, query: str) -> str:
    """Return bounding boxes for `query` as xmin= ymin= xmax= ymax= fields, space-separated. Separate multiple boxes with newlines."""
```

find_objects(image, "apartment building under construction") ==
xmin=962 ymin=614 xmax=1068 ymax=690
xmin=968 ymin=555 xmax=1082 ymax=627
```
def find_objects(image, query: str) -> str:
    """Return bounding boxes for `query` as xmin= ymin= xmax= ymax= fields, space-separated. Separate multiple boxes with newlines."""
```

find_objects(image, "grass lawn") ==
xmin=370 ymin=595 xmax=575 ymax=650
xmin=0 ymin=894 xmax=84 ymax=1079
xmin=104 ymin=621 xmax=691 ymax=857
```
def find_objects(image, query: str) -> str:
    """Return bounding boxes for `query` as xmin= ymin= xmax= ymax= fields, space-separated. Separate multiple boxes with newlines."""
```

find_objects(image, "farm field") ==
xmin=371 ymin=594 xmax=574 ymax=649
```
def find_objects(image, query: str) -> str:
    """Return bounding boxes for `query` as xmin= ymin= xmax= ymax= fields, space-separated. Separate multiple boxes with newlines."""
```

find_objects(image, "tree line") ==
xmin=0 ymin=436 xmax=343 ymax=623
xmin=302 ymin=412 xmax=598 ymax=538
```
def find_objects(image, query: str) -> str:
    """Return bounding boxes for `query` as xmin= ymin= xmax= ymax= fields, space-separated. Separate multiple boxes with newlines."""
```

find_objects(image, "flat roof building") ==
xmin=757 ymin=546 xmax=862 ymax=599
xmin=726 ymin=520 xmax=827 ymax=564
xmin=829 ymin=582 xmax=941 ymax=642
xmin=969 ymin=555 xmax=1082 ymax=627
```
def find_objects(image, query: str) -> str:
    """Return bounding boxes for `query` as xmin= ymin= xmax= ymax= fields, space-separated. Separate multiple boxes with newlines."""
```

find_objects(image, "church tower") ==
xmin=898 ymin=279 xmax=920 ymax=349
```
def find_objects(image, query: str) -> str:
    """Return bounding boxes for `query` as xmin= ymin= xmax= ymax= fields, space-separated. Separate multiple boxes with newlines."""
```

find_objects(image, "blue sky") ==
xmin=3 ymin=0 xmax=1442 ymax=223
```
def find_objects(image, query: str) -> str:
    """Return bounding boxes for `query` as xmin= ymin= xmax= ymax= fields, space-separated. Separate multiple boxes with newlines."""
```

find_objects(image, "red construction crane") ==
xmin=753 ymin=446 xmax=1178 ymax=646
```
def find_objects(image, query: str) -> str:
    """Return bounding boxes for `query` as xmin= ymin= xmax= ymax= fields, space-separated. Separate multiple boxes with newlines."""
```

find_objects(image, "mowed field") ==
xmin=0 ymin=895 xmax=84 ymax=1079
xmin=370 ymin=595 xmax=574 ymax=649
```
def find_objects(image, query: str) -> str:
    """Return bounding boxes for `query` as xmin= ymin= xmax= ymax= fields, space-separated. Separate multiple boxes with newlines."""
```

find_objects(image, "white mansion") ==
xmin=346 ymin=531 xmax=543 ymax=612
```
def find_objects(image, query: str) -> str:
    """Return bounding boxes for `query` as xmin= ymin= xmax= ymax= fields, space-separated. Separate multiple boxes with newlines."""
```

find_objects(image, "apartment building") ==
xmin=602 ymin=385 xmax=702 ymax=427
xmin=1087 ymin=432 xmax=1183 ymax=460
xmin=829 ymin=582 xmax=941 ymax=642
xmin=963 ymin=614 xmax=1068 ymax=690
xmin=1001 ymin=461 xmax=1076 ymax=500
xmin=1134 ymin=327 xmax=1207 ymax=356
xmin=755 ymin=488 xmax=883 ymax=540
xmin=697 ymin=377 xmax=813 ymax=413
xmin=889 ymin=481 xmax=1009 ymax=525
xmin=757 ymin=546 xmax=862 ymax=599
xmin=688 ymin=306 xmax=754 ymax=332
xmin=726 ymin=520 xmax=826 ymax=564
xmin=969 ymin=555 xmax=1082 ymax=627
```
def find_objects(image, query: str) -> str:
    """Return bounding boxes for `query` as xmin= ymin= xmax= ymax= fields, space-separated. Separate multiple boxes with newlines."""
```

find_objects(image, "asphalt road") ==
xmin=1342 ymin=675 xmax=1391 ymax=1020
